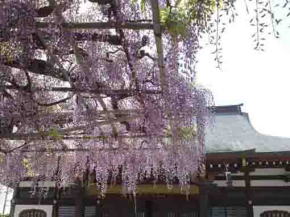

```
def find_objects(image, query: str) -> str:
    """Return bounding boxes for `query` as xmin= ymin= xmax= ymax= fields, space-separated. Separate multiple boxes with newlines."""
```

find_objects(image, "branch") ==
xmin=4 ymin=59 xmax=69 ymax=81
xmin=0 ymin=148 xmax=8 ymax=154
xmin=23 ymin=70 xmax=32 ymax=90
xmin=36 ymin=31 xmax=73 ymax=84
xmin=73 ymin=45 xmax=119 ymax=138
xmin=7 ymin=142 xmax=30 ymax=153
xmin=106 ymin=2 xmax=139 ymax=89
xmin=73 ymin=32 xmax=122 ymax=45
xmin=34 ymin=95 xmax=74 ymax=107
xmin=36 ymin=6 xmax=55 ymax=17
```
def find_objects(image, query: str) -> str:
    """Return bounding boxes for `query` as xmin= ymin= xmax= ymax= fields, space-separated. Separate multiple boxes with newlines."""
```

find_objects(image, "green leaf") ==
xmin=160 ymin=7 xmax=189 ymax=38
xmin=131 ymin=0 xmax=147 ymax=12
xmin=22 ymin=158 xmax=35 ymax=177
xmin=48 ymin=128 xmax=62 ymax=140
xmin=177 ymin=125 xmax=197 ymax=140
xmin=141 ymin=0 xmax=146 ymax=11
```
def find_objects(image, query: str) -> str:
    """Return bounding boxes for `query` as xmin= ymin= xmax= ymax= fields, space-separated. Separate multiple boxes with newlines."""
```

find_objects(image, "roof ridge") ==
xmin=209 ymin=104 xmax=243 ymax=114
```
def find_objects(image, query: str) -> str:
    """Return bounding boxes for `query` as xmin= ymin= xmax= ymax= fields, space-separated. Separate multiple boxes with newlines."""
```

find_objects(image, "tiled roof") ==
xmin=206 ymin=105 xmax=290 ymax=153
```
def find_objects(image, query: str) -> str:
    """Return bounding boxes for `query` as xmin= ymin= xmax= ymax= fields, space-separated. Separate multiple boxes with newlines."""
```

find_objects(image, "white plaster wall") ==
xmin=219 ymin=168 xmax=287 ymax=176
xmin=251 ymin=180 xmax=290 ymax=186
xmin=214 ymin=168 xmax=290 ymax=187
xmin=215 ymin=168 xmax=288 ymax=178
xmin=254 ymin=206 xmax=290 ymax=217
xmin=213 ymin=180 xmax=245 ymax=187
xmin=214 ymin=179 xmax=290 ymax=187
xmin=14 ymin=205 xmax=53 ymax=217
xmin=250 ymin=168 xmax=287 ymax=176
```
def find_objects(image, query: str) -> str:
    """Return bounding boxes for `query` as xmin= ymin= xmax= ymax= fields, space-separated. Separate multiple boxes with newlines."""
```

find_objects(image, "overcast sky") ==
xmin=197 ymin=0 xmax=290 ymax=138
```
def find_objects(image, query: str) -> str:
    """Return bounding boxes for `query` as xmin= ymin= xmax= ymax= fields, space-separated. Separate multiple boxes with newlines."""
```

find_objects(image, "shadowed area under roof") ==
xmin=205 ymin=104 xmax=290 ymax=153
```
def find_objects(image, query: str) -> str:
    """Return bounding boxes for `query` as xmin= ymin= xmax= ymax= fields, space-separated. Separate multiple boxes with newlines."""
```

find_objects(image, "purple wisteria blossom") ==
xmin=0 ymin=0 xmax=216 ymax=194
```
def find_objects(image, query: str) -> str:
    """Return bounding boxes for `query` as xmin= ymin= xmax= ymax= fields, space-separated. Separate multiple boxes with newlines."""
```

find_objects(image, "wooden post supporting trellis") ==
xmin=149 ymin=0 xmax=166 ymax=91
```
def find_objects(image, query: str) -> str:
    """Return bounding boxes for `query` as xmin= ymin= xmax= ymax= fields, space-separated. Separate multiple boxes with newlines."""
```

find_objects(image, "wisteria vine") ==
xmin=0 ymin=0 xmax=287 ymax=195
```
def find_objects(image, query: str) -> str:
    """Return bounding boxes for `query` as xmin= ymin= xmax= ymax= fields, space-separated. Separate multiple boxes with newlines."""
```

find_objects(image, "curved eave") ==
xmin=205 ymin=105 xmax=290 ymax=153
xmin=206 ymin=149 xmax=290 ymax=160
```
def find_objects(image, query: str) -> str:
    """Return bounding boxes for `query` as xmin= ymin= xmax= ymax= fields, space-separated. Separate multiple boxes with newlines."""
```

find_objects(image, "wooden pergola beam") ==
xmin=0 ymin=114 xmax=142 ymax=140
xmin=0 ymin=133 xmax=169 ymax=141
xmin=19 ymin=146 xmax=167 ymax=153
xmin=149 ymin=0 xmax=167 ymax=91
xmin=36 ymin=22 xmax=154 ymax=30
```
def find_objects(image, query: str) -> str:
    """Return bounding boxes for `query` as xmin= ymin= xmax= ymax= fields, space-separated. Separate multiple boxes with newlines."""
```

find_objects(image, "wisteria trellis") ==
xmin=0 ymin=0 xmax=285 ymax=194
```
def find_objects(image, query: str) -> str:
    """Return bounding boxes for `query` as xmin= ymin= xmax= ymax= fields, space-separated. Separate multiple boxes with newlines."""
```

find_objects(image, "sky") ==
xmin=196 ymin=0 xmax=290 ymax=138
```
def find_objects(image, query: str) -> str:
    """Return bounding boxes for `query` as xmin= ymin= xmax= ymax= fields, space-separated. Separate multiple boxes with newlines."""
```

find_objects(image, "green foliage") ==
xmin=176 ymin=125 xmax=197 ymax=140
xmin=48 ymin=128 xmax=63 ymax=140
xmin=165 ymin=125 xmax=197 ymax=140
xmin=0 ymin=42 xmax=20 ymax=63
xmin=140 ymin=0 xmax=146 ymax=11
xmin=22 ymin=158 xmax=35 ymax=177
xmin=160 ymin=7 xmax=189 ymax=38
xmin=132 ymin=0 xmax=147 ymax=11
xmin=131 ymin=0 xmax=220 ymax=38
xmin=130 ymin=0 xmax=221 ymax=38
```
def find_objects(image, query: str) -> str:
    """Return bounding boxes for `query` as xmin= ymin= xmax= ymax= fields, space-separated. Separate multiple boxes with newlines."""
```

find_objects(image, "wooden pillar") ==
xmin=199 ymin=184 xmax=209 ymax=217
xmin=96 ymin=198 xmax=102 ymax=217
xmin=53 ymin=184 xmax=60 ymax=217
xmin=244 ymin=170 xmax=253 ymax=217
xmin=52 ymin=195 xmax=59 ymax=217
xmin=53 ymin=203 xmax=59 ymax=217
xmin=145 ymin=200 xmax=153 ymax=217
xmin=10 ymin=198 xmax=16 ymax=217
xmin=74 ymin=180 xmax=84 ymax=217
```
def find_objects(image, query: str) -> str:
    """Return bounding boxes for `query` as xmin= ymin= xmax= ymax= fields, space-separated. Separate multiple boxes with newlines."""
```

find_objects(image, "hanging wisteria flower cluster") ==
xmin=0 ymin=0 xmax=285 ymax=194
